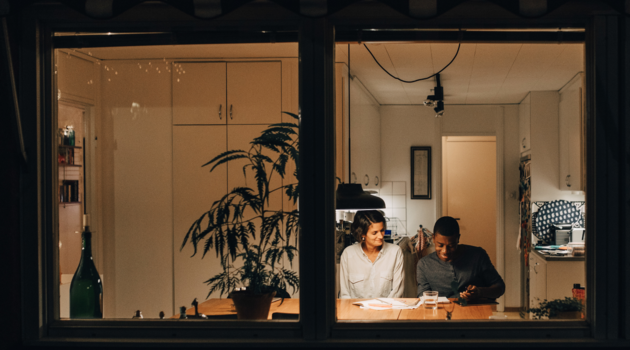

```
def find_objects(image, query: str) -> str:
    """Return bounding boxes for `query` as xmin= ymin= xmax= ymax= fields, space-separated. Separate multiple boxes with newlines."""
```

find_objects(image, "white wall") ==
xmin=380 ymin=104 xmax=522 ymax=308
xmin=100 ymin=60 xmax=174 ymax=318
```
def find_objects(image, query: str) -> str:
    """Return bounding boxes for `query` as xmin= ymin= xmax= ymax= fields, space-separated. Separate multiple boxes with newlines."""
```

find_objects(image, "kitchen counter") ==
xmin=531 ymin=248 xmax=585 ymax=261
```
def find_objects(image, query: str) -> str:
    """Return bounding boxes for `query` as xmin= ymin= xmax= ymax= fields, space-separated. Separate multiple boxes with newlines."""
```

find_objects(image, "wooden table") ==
xmin=338 ymin=299 xmax=494 ymax=320
xmin=174 ymin=298 xmax=494 ymax=321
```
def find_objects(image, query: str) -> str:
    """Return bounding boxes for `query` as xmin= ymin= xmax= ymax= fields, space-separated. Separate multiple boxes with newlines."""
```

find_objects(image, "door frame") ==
xmin=434 ymin=110 xmax=505 ymax=311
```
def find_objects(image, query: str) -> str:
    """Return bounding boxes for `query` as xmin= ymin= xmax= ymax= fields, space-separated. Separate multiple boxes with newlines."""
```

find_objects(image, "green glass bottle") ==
xmin=69 ymin=227 xmax=103 ymax=318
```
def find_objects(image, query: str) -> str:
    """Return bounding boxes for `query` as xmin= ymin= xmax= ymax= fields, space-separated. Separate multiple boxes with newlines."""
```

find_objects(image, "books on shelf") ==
xmin=58 ymin=147 xmax=79 ymax=165
xmin=60 ymin=180 xmax=80 ymax=203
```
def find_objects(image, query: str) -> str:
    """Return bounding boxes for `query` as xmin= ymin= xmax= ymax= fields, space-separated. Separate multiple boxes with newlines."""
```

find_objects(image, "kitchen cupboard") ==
xmin=558 ymin=73 xmax=584 ymax=191
xmin=57 ymin=51 xmax=96 ymax=104
xmin=172 ymin=61 xmax=282 ymax=125
xmin=518 ymin=93 xmax=531 ymax=154
xmin=349 ymin=77 xmax=381 ymax=189
xmin=335 ymin=63 xmax=349 ymax=183
xmin=173 ymin=126 xmax=227 ymax=308
xmin=171 ymin=59 xmax=298 ymax=304
xmin=529 ymin=251 xmax=585 ymax=312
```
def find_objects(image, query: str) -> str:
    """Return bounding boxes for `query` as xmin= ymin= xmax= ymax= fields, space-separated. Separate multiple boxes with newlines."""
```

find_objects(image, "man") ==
xmin=416 ymin=216 xmax=505 ymax=301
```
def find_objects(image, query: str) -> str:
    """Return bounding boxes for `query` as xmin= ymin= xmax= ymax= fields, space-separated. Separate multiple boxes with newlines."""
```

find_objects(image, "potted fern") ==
xmin=528 ymin=297 xmax=583 ymax=320
xmin=181 ymin=112 xmax=300 ymax=319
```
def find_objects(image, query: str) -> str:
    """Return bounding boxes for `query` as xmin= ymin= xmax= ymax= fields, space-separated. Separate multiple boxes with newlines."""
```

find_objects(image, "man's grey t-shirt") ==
xmin=416 ymin=245 xmax=504 ymax=298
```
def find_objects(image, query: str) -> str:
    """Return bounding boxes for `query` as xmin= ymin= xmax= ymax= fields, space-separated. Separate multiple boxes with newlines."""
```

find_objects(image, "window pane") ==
xmin=333 ymin=38 xmax=587 ymax=322
xmin=56 ymin=42 xmax=300 ymax=321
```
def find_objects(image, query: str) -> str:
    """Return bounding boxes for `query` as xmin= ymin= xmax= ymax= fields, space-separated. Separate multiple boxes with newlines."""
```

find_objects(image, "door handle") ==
xmin=453 ymin=218 xmax=461 ymax=221
xmin=522 ymin=137 xmax=526 ymax=148
xmin=364 ymin=174 xmax=370 ymax=186
xmin=229 ymin=104 xmax=233 ymax=120
xmin=219 ymin=104 xmax=222 ymax=120
xmin=565 ymin=174 xmax=571 ymax=187
xmin=374 ymin=176 xmax=379 ymax=186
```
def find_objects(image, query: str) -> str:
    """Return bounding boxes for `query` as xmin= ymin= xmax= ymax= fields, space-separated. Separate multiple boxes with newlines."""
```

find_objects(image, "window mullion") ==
xmin=298 ymin=18 xmax=336 ymax=341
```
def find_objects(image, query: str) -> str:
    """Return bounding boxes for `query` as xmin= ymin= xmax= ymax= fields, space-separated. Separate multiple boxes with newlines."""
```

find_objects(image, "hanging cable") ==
xmin=363 ymin=41 xmax=461 ymax=83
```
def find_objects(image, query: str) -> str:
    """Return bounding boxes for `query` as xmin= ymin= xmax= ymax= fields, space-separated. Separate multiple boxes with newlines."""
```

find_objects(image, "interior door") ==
xmin=172 ymin=62 xmax=226 ymax=125
xmin=227 ymin=62 xmax=282 ymax=125
xmin=173 ymin=126 xmax=227 ymax=310
xmin=443 ymin=136 xmax=497 ymax=266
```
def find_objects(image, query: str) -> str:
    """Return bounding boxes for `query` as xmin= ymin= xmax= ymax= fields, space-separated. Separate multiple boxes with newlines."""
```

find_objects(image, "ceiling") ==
xmin=337 ymin=43 xmax=583 ymax=105
xmin=75 ymin=41 xmax=583 ymax=105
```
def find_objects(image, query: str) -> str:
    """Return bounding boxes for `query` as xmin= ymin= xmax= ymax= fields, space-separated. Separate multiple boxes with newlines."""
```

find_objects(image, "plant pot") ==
xmin=549 ymin=311 xmax=582 ymax=319
xmin=230 ymin=290 xmax=276 ymax=320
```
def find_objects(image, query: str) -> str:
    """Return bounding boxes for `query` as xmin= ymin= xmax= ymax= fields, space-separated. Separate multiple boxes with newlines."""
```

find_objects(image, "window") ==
xmin=13 ymin=1 xmax=629 ymax=346
xmin=332 ymin=33 xmax=589 ymax=324
xmin=55 ymin=41 xmax=301 ymax=321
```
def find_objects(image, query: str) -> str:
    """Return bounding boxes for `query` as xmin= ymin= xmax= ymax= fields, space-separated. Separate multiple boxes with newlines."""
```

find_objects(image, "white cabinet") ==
xmin=519 ymin=93 xmax=531 ymax=153
xmin=335 ymin=63 xmax=350 ymax=183
xmin=57 ymin=51 xmax=95 ymax=103
xmin=227 ymin=62 xmax=282 ymax=125
xmin=172 ymin=62 xmax=226 ymax=125
xmin=529 ymin=251 xmax=585 ymax=310
xmin=173 ymin=126 xmax=227 ymax=305
xmin=558 ymin=73 xmax=584 ymax=191
xmin=349 ymin=77 xmax=381 ymax=189
xmin=172 ymin=61 xmax=282 ymax=125
xmin=171 ymin=60 xmax=298 ymax=303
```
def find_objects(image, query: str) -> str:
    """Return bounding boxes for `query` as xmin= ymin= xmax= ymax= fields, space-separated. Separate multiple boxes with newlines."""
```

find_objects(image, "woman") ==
xmin=339 ymin=210 xmax=405 ymax=299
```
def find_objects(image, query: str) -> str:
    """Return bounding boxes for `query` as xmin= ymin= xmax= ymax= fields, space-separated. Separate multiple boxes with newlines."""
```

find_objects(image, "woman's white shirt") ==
xmin=339 ymin=242 xmax=405 ymax=299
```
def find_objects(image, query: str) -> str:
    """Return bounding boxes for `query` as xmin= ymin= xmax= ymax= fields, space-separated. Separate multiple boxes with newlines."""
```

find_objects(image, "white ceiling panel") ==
xmin=77 ymin=41 xmax=584 ymax=105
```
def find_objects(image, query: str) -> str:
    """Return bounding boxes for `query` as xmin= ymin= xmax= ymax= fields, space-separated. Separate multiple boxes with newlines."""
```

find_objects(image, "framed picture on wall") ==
xmin=411 ymin=146 xmax=431 ymax=199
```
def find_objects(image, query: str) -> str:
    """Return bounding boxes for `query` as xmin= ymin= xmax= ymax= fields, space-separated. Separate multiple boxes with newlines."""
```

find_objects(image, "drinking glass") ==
xmin=423 ymin=291 xmax=439 ymax=310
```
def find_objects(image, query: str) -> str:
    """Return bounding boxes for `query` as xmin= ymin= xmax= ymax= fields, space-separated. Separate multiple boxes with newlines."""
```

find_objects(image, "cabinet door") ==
xmin=519 ymin=93 xmax=531 ymax=153
xmin=227 ymin=125 xmax=283 ymax=214
xmin=172 ymin=62 xmax=226 ymax=125
xmin=350 ymin=78 xmax=381 ymax=189
xmin=529 ymin=254 xmax=547 ymax=310
xmin=558 ymin=74 xmax=583 ymax=191
xmin=173 ymin=126 xmax=227 ymax=308
xmin=335 ymin=63 xmax=349 ymax=183
xmin=227 ymin=62 xmax=282 ymax=125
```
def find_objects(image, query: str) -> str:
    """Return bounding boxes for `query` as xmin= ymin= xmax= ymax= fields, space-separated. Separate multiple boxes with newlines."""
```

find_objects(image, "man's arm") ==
xmin=460 ymin=248 xmax=506 ymax=301
xmin=460 ymin=282 xmax=505 ymax=300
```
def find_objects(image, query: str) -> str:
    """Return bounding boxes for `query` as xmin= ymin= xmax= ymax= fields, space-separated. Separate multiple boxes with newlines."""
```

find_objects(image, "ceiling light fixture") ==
xmin=434 ymin=101 xmax=445 ymax=117
xmin=424 ymin=73 xmax=445 ymax=117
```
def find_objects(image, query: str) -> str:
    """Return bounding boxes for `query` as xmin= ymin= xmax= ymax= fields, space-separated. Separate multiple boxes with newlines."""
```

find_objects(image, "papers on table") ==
xmin=353 ymin=297 xmax=450 ymax=310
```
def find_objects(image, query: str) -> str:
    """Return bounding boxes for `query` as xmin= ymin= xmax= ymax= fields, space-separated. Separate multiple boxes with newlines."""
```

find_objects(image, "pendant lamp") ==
xmin=336 ymin=183 xmax=386 ymax=210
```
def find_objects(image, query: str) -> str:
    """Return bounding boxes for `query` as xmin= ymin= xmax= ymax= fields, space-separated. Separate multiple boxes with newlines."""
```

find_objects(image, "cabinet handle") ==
xmin=218 ymin=104 xmax=222 ymax=120
xmin=534 ymin=262 xmax=538 ymax=274
xmin=229 ymin=105 xmax=233 ymax=120
xmin=565 ymin=174 xmax=571 ymax=188
xmin=522 ymin=137 xmax=526 ymax=149
xmin=364 ymin=174 xmax=370 ymax=186
xmin=374 ymin=176 xmax=379 ymax=186
xmin=351 ymin=172 xmax=357 ymax=184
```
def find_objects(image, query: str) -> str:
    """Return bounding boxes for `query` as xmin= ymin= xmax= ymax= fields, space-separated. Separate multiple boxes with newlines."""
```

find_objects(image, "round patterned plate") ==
xmin=534 ymin=200 xmax=584 ymax=241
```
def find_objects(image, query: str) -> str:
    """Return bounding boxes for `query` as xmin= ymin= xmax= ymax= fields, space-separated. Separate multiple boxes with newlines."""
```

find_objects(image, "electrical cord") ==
xmin=363 ymin=42 xmax=461 ymax=83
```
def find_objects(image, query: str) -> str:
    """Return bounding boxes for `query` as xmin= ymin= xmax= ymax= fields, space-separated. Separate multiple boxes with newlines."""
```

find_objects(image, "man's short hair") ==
xmin=433 ymin=216 xmax=460 ymax=237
